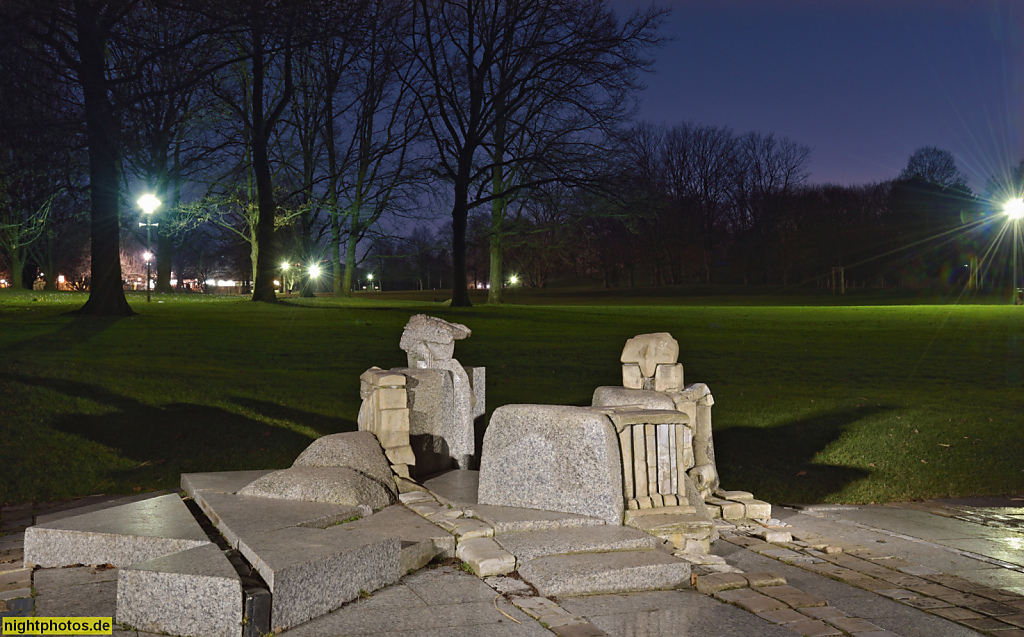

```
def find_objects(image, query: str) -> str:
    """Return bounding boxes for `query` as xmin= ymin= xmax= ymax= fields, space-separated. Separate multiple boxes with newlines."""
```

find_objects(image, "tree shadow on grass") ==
xmin=3 ymin=314 xmax=127 ymax=357
xmin=715 ymin=405 xmax=892 ymax=504
xmin=228 ymin=396 xmax=356 ymax=436
xmin=1 ymin=372 xmax=318 ymax=496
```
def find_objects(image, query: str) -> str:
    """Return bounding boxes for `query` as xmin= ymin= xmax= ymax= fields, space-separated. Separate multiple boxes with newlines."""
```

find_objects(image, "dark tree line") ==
xmin=472 ymin=141 xmax=1010 ymax=292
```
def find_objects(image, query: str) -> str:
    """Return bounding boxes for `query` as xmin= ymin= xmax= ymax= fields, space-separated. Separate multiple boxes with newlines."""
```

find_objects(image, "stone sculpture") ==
xmin=358 ymin=315 xmax=485 ymax=477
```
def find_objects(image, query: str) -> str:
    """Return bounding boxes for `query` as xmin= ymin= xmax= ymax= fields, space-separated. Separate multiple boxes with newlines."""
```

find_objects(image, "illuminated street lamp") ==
xmin=508 ymin=274 xmax=519 ymax=286
xmin=367 ymin=272 xmax=374 ymax=291
xmin=280 ymin=261 xmax=290 ymax=294
xmin=309 ymin=264 xmax=322 ymax=278
xmin=137 ymin=194 xmax=160 ymax=302
xmin=1005 ymin=198 xmax=1024 ymax=304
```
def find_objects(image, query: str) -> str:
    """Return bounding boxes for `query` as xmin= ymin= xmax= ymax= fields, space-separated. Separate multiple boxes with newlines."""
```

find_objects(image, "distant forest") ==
xmin=1 ymin=1 xmax=1021 ymax=312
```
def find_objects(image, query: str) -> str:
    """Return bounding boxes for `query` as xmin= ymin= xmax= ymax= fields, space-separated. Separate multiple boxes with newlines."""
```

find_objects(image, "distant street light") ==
xmin=137 ymin=195 xmax=160 ymax=302
xmin=367 ymin=272 xmax=374 ymax=291
xmin=509 ymin=274 xmax=519 ymax=286
xmin=280 ymin=261 xmax=290 ymax=294
xmin=309 ymin=264 xmax=322 ymax=278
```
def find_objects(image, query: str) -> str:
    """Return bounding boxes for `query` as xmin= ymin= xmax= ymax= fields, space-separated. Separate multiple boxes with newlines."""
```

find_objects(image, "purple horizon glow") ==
xmin=615 ymin=0 xmax=1024 ymax=192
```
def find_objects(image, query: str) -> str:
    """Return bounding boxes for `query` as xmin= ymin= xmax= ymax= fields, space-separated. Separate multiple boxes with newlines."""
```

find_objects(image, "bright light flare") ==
xmin=137 ymin=194 xmax=160 ymax=215
xmin=143 ymin=251 xmax=153 ymax=262
xmin=367 ymin=273 xmax=374 ymax=280
xmin=309 ymin=265 xmax=322 ymax=277
xmin=509 ymin=274 xmax=519 ymax=285
xmin=281 ymin=261 xmax=290 ymax=270
xmin=1005 ymin=198 xmax=1024 ymax=220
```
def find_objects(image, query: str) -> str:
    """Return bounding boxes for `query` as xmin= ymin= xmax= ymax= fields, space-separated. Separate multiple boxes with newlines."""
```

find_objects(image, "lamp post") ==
xmin=367 ymin=272 xmax=374 ymax=291
xmin=1005 ymin=198 xmax=1024 ymax=304
xmin=137 ymin=194 xmax=160 ymax=302
xmin=280 ymin=261 xmax=290 ymax=295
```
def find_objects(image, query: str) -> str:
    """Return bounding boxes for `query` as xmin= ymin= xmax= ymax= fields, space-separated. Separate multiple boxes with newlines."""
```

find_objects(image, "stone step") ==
xmin=494 ymin=525 xmax=664 ymax=566
xmin=117 ymin=543 xmax=242 ymax=637
xmin=463 ymin=503 xmax=606 ymax=534
xmin=24 ymin=494 xmax=210 ymax=568
xmin=237 ymin=526 xmax=402 ymax=631
xmin=190 ymin=490 xmax=366 ymax=550
xmin=626 ymin=511 xmax=715 ymax=554
xmin=518 ymin=550 xmax=691 ymax=597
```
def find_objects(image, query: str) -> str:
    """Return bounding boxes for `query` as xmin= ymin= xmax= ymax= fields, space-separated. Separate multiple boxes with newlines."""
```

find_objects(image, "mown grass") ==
xmin=1 ymin=288 xmax=1021 ymax=506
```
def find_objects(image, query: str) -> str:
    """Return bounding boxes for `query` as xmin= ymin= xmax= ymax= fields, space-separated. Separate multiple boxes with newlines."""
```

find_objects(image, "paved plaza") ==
xmin=3 ymin=491 xmax=1023 ymax=636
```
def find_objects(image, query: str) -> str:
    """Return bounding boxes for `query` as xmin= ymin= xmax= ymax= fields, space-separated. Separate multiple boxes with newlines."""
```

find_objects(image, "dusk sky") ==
xmin=616 ymin=1 xmax=1024 ymax=192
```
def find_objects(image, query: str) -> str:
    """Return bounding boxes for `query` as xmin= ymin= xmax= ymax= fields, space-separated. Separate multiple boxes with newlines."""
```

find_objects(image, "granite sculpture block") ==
xmin=24 ymin=494 xmax=209 ymax=568
xmin=477 ymin=404 xmax=624 ymax=525
xmin=237 ymin=526 xmax=402 ymax=631
xmin=116 ymin=543 xmax=242 ymax=637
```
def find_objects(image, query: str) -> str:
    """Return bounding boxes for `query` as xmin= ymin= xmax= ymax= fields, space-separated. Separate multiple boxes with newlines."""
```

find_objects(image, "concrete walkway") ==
xmin=4 ymin=494 xmax=1024 ymax=636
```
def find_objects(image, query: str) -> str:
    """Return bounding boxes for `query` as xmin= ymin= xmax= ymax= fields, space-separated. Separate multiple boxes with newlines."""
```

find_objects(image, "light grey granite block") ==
xmin=592 ymin=386 xmax=677 ymax=410
xmin=292 ymin=431 xmax=397 ymax=496
xmin=237 ymin=526 xmax=402 ymax=631
xmin=518 ymin=550 xmax=690 ymax=597
xmin=494 ymin=525 xmax=662 ymax=564
xmin=478 ymin=405 xmax=624 ymax=525
xmin=24 ymin=494 xmax=209 ymax=568
xmin=327 ymin=504 xmax=456 ymax=566
xmin=237 ymin=466 xmax=395 ymax=510
xmin=423 ymin=470 xmax=479 ymax=507
xmin=192 ymin=491 xmax=365 ymax=549
xmin=116 ymin=543 xmax=242 ymax=637
xmin=464 ymin=503 xmax=606 ymax=534
xmin=181 ymin=471 xmax=274 ymax=497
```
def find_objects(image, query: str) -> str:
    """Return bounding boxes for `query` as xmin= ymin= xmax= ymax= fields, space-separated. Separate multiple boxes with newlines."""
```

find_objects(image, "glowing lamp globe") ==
xmin=1005 ymin=198 xmax=1024 ymax=220
xmin=137 ymin=194 xmax=160 ymax=215
xmin=309 ymin=265 xmax=321 ymax=277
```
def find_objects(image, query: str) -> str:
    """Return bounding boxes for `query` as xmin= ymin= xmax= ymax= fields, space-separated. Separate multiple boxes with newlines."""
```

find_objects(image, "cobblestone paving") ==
xmin=717 ymin=522 xmax=1024 ymax=636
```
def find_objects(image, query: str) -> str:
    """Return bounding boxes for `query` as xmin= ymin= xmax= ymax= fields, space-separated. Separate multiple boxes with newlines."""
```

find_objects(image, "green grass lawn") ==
xmin=1 ymin=288 xmax=1022 ymax=507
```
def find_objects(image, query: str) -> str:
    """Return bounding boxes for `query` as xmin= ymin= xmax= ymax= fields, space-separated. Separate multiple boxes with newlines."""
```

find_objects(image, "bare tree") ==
xmin=407 ymin=0 xmax=665 ymax=306
xmin=899 ymin=146 xmax=968 ymax=189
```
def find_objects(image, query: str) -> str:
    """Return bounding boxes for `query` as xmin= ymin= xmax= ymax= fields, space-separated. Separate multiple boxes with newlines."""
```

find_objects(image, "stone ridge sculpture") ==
xmin=359 ymin=314 xmax=485 ymax=478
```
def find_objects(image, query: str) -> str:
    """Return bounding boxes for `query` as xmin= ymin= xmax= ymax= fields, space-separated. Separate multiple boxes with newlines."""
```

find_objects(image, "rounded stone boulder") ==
xmin=292 ymin=431 xmax=396 ymax=496
xmin=238 ymin=467 xmax=395 ymax=510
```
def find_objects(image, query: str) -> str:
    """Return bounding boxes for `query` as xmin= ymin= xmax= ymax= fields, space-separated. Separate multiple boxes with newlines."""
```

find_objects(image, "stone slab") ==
xmin=181 ymin=471 xmax=274 ymax=497
xmin=518 ymin=550 xmax=690 ymax=597
xmin=237 ymin=526 xmax=402 ymax=630
xmin=495 ymin=525 xmax=662 ymax=564
xmin=559 ymin=590 xmax=795 ymax=637
xmin=591 ymin=387 xmax=677 ymax=411
xmin=455 ymin=537 xmax=515 ymax=576
xmin=478 ymin=404 xmax=624 ymax=525
xmin=327 ymin=505 xmax=455 ymax=568
xmin=237 ymin=466 xmax=395 ymax=510
xmin=117 ymin=543 xmax=242 ymax=637
xmin=192 ymin=491 xmax=365 ymax=550
xmin=464 ymin=504 xmax=606 ymax=534
xmin=423 ymin=470 xmax=480 ymax=507
xmin=24 ymin=494 xmax=209 ymax=568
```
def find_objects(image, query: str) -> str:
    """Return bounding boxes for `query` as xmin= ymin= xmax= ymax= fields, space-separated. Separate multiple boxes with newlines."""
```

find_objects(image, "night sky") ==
xmin=616 ymin=1 xmax=1024 ymax=192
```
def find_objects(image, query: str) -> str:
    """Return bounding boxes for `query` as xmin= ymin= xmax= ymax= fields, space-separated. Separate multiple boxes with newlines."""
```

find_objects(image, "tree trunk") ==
xmin=74 ymin=1 xmax=132 ymax=316
xmin=10 ymin=251 xmax=23 ymax=290
xmin=450 ymin=154 xmax=473 ymax=307
xmin=249 ymin=28 xmax=277 ymax=304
